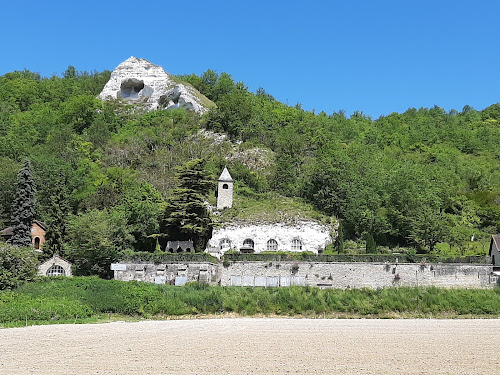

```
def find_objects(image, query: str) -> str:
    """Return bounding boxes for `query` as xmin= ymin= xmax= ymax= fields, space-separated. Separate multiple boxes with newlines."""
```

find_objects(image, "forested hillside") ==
xmin=0 ymin=66 xmax=499 ymax=267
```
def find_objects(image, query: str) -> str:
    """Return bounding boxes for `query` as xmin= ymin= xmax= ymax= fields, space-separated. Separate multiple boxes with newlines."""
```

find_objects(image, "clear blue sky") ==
xmin=2 ymin=0 xmax=499 ymax=118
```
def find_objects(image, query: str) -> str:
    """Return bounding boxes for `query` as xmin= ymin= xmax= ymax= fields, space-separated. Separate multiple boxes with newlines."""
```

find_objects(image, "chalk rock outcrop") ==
xmin=99 ymin=57 xmax=213 ymax=113
xmin=207 ymin=221 xmax=333 ymax=257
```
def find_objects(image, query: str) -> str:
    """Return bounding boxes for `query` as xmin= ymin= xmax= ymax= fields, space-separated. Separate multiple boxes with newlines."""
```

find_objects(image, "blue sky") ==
xmin=2 ymin=0 xmax=499 ymax=118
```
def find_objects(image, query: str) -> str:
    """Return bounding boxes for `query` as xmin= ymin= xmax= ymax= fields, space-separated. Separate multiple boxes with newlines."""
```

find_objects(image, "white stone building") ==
xmin=207 ymin=221 xmax=332 ymax=257
xmin=216 ymin=167 xmax=233 ymax=210
xmin=38 ymin=255 xmax=73 ymax=277
xmin=208 ymin=167 xmax=333 ymax=257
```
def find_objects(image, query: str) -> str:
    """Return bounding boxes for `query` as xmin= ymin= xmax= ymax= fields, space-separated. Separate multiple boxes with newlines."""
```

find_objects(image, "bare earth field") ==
xmin=1 ymin=318 xmax=499 ymax=374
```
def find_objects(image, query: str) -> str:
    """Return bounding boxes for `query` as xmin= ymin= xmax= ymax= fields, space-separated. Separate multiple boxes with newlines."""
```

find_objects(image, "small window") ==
xmin=222 ymin=183 xmax=229 ymax=190
xmin=219 ymin=238 xmax=232 ymax=250
xmin=267 ymin=239 xmax=278 ymax=251
xmin=291 ymin=238 xmax=302 ymax=251
xmin=46 ymin=265 xmax=65 ymax=277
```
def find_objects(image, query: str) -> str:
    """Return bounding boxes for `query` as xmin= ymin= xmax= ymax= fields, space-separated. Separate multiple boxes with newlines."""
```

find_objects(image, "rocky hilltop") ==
xmin=99 ymin=57 xmax=214 ymax=113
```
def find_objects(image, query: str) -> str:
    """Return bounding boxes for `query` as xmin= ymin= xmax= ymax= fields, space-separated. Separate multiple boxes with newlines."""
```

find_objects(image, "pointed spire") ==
xmin=218 ymin=167 xmax=233 ymax=182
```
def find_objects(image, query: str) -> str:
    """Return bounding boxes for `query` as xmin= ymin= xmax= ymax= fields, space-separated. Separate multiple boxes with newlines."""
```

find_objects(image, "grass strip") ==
xmin=1 ymin=277 xmax=499 ymax=327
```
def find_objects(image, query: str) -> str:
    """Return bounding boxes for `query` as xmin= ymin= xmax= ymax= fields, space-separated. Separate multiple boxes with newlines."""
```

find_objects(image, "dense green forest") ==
xmin=0 ymin=66 xmax=499 ymax=274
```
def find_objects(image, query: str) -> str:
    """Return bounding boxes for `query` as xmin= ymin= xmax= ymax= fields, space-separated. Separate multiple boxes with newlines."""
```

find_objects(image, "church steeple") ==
xmin=217 ymin=167 xmax=233 ymax=209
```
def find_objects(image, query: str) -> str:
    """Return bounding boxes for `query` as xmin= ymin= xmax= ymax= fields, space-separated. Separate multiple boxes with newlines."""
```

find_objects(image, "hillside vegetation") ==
xmin=0 ymin=66 xmax=499 ymax=275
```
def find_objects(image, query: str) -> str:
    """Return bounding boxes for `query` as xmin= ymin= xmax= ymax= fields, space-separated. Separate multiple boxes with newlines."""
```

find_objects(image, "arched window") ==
xmin=291 ymin=238 xmax=302 ymax=251
xmin=241 ymin=238 xmax=255 ymax=254
xmin=222 ymin=183 xmax=229 ymax=190
xmin=243 ymin=238 xmax=254 ymax=249
xmin=34 ymin=237 xmax=40 ymax=249
xmin=46 ymin=265 xmax=65 ymax=277
xmin=267 ymin=239 xmax=278 ymax=251
xmin=219 ymin=238 xmax=232 ymax=250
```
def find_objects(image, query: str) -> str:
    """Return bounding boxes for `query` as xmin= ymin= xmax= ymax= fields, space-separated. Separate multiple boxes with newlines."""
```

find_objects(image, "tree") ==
xmin=43 ymin=175 xmax=69 ymax=257
xmin=10 ymin=160 xmax=36 ymax=248
xmin=66 ymin=209 xmax=133 ymax=278
xmin=335 ymin=221 xmax=344 ymax=253
xmin=0 ymin=243 xmax=38 ymax=289
xmin=161 ymin=159 xmax=214 ymax=252
xmin=409 ymin=208 xmax=448 ymax=253
xmin=365 ymin=233 xmax=377 ymax=254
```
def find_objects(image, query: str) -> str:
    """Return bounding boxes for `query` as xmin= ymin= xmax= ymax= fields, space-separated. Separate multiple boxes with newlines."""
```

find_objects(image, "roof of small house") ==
xmin=166 ymin=240 xmax=194 ymax=250
xmin=0 ymin=226 xmax=12 ymax=237
xmin=33 ymin=220 xmax=47 ymax=230
xmin=218 ymin=167 xmax=233 ymax=182
xmin=491 ymin=235 xmax=500 ymax=253
xmin=489 ymin=235 xmax=500 ymax=257
xmin=0 ymin=220 xmax=46 ymax=237
xmin=41 ymin=254 xmax=72 ymax=266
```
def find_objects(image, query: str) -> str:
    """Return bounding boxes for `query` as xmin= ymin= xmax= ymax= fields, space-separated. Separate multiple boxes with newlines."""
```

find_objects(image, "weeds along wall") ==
xmin=112 ymin=261 xmax=497 ymax=289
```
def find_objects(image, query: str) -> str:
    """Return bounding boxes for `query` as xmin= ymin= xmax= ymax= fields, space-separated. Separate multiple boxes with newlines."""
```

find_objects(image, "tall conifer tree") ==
xmin=161 ymin=159 xmax=214 ymax=252
xmin=336 ymin=221 xmax=344 ymax=254
xmin=43 ymin=175 xmax=69 ymax=256
xmin=10 ymin=160 xmax=36 ymax=248
xmin=365 ymin=233 xmax=377 ymax=254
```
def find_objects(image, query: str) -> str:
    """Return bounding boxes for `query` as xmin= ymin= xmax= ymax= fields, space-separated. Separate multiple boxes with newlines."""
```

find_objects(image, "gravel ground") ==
xmin=1 ymin=318 xmax=499 ymax=374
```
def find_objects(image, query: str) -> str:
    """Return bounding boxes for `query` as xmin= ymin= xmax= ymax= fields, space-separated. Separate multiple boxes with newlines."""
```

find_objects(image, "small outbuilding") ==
xmin=489 ymin=235 xmax=500 ymax=267
xmin=0 ymin=220 xmax=47 ymax=251
xmin=166 ymin=240 xmax=194 ymax=253
xmin=38 ymin=255 xmax=72 ymax=277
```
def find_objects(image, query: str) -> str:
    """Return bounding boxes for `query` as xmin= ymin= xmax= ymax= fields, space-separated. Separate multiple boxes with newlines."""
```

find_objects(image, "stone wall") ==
xmin=111 ymin=262 xmax=219 ymax=285
xmin=112 ymin=261 xmax=497 ymax=289
xmin=220 ymin=261 xmax=496 ymax=289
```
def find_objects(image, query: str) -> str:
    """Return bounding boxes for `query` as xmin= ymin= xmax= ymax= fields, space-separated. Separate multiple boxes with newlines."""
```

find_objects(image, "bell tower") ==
xmin=217 ymin=167 xmax=233 ymax=210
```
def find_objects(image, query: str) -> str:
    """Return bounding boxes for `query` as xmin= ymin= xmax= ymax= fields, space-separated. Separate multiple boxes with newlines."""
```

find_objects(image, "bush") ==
xmin=119 ymin=251 xmax=218 ymax=263
xmin=223 ymin=252 xmax=490 ymax=263
xmin=0 ymin=243 xmax=38 ymax=290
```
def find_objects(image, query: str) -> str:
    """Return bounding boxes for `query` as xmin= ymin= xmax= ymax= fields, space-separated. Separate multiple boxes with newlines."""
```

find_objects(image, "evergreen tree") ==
xmin=43 ymin=175 xmax=69 ymax=256
xmin=336 ymin=221 xmax=344 ymax=253
xmin=10 ymin=160 xmax=36 ymax=248
xmin=365 ymin=233 xmax=377 ymax=254
xmin=161 ymin=159 xmax=214 ymax=252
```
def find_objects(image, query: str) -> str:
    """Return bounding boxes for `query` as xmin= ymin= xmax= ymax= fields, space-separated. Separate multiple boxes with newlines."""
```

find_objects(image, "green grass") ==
xmin=219 ymin=190 xmax=331 ymax=224
xmin=1 ymin=277 xmax=500 ymax=327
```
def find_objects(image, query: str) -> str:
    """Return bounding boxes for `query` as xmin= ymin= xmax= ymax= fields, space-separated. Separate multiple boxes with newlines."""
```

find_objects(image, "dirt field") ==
xmin=1 ymin=318 xmax=499 ymax=374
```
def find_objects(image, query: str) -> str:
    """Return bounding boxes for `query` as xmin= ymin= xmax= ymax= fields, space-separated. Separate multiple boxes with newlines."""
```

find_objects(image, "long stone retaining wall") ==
xmin=220 ymin=261 xmax=496 ymax=288
xmin=111 ymin=262 xmax=219 ymax=285
xmin=112 ymin=261 xmax=497 ymax=288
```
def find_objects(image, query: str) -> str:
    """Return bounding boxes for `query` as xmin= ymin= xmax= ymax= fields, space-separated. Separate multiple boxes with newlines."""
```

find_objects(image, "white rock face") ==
xmin=207 ymin=221 xmax=333 ymax=257
xmin=99 ymin=57 xmax=212 ymax=114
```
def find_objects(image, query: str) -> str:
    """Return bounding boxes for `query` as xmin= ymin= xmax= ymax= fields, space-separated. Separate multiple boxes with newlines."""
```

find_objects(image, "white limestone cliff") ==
xmin=99 ymin=57 xmax=213 ymax=114
xmin=207 ymin=221 xmax=333 ymax=257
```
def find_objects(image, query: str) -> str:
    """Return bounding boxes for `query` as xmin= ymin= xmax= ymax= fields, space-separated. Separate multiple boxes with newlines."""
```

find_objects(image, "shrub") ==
xmin=0 ymin=243 xmax=38 ymax=290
